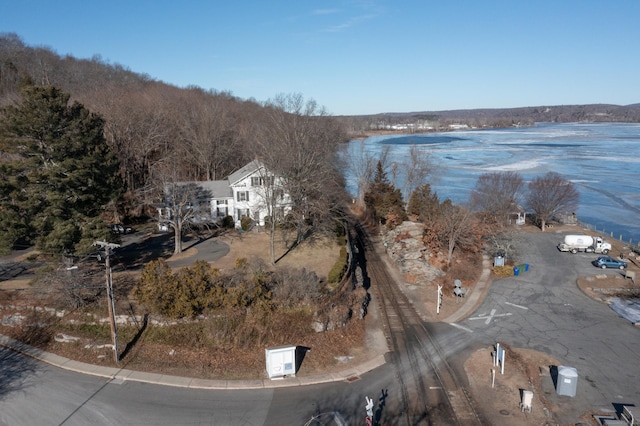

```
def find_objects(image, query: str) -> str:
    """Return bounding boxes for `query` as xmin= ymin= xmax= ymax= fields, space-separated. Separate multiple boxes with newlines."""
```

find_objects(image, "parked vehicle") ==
xmin=557 ymin=234 xmax=611 ymax=254
xmin=594 ymin=255 xmax=627 ymax=269
xmin=110 ymin=224 xmax=134 ymax=234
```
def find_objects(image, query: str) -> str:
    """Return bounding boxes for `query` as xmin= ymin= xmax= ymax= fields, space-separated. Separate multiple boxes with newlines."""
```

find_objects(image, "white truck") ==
xmin=557 ymin=234 xmax=611 ymax=254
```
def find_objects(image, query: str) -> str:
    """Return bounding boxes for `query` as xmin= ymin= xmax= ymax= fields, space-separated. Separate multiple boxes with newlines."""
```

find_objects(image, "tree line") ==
xmin=350 ymin=142 xmax=579 ymax=265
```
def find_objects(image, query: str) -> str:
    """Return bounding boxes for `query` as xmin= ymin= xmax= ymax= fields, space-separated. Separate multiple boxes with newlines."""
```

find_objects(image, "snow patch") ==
xmin=608 ymin=297 xmax=640 ymax=324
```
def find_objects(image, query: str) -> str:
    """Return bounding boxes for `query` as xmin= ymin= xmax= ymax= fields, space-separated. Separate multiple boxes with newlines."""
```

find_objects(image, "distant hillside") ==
xmin=406 ymin=104 xmax=640 ymax=123
xmin=337 ymin=104 xmax=640 ymax=136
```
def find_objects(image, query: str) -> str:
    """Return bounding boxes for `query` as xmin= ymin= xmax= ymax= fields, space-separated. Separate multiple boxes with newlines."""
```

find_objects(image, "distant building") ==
xmin=448 ymin=123 xmax=470 ymax=130
xmin=554 ymin=212 xmax=578 ymax=225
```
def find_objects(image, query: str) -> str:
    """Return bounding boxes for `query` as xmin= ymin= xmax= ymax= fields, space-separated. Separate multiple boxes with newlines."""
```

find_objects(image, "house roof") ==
xmin=171 ymin=160 xmax=270 ymax=200
xmin=228 ymin=159 xmax=264 ymax=186
xmin=192 ymin=180 xmax=233 ymax=199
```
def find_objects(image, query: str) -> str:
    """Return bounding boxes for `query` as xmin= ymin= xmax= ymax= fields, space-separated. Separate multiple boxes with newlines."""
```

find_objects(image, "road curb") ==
xmin=0 ymin=333 xmax=388 ymax=389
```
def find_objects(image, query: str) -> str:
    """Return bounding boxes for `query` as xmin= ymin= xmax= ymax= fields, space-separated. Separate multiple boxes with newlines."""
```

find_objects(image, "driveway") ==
xmin=109 ymin=230 xmax=230 ymax=270
xmin=456 ymin=230 xmax=640 ymax=423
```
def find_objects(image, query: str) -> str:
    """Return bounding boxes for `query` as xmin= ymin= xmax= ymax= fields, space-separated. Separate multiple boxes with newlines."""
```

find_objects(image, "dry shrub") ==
xmin=201 ymin=308 xmax=315 ymax=350
xmin=9 ymin=310 xmax=56 ymax=347
xmin=272 ymin=267 xmax=322 ymax=308
xmin=446 ymin=250 xmax=482 ymax=282
xmin=493 ymin=265 xmax=515 ymax=277
xmin=31 ymin=267 xmax=104 ymax=310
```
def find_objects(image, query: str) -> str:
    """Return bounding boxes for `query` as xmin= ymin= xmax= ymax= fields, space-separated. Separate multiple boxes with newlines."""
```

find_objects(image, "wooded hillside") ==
xmin=0 ymin=34 xmax=348 ymax=254
xmin=0 ymin=34 xmax=348 ymax=256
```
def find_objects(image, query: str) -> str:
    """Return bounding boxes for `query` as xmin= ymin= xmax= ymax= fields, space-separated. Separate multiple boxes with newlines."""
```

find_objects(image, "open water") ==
xmin=346 ymin=122 xmax=640 ymax=244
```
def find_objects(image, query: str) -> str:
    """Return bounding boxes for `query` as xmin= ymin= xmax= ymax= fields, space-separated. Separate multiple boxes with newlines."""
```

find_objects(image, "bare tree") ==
xmin=434 ymin=202 xmax=483 ymax=266
xmin=486 ymin=231 xmax=521 ymax=262
xmin=344 ymin=141 xmax=396 ymax=212
xmin=254 ymin=93 xmax=347 ymax=259
xmin=245 ymin=162 xmax=289 ymax=264
xmin=525 ymin=172 xmax=579 ymax=231
xmin=343 ymin=139 xmax=377 ymax=208
xmin=176 ymin=88 xmax=241 ymax=181
xmin=470 ymin=171 xmax=524 ymax=226
xmin=152 ymin=156 xmax=212 ymax=255
xmin=99 ymin=86 xmax=174 ymax=217
xmin=400 ymin=145 xmax=438 ymax=202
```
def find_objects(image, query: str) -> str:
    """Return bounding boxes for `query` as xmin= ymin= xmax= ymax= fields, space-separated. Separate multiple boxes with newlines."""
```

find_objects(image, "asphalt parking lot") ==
xmin=457 ymin=230 xmax=640 ymax=423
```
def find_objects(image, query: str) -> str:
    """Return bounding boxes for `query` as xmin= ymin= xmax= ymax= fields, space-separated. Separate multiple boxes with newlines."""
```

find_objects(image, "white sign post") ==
xmin=365 ymin=396 xmax=374 ymax=425
xmin=437 ymin=284 xmax=443 ymax=315
xmin=495 ymin=343 xmax=506 ymax=375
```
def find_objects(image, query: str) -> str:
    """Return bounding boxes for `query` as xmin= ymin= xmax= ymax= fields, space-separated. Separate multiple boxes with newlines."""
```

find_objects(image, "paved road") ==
xmin=453 ymin=231 xmax=640 ymax=423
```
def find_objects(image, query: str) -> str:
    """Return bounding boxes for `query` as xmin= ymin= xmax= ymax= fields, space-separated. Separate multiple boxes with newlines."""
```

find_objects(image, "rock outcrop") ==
xmin=381 ymin=221 xmax=444 ymax=286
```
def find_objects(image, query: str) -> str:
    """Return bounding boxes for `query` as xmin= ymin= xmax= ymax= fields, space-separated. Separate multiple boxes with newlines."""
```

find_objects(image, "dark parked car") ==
xmin=594 ymin=255 xmax=627 ymax=269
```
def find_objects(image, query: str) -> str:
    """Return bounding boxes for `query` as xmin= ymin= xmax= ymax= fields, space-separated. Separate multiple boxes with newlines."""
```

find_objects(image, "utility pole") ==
xmin=94 ymin=241 xmax=121 ymax=363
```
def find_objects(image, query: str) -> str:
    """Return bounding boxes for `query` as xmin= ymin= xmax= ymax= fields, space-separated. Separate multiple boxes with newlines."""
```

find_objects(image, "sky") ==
xmin=1 ymin=1 xmax=639 ymax=116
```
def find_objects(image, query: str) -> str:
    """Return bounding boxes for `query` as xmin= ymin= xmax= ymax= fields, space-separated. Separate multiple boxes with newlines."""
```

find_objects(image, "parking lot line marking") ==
xmin=468 ymin=308 xmax=512 ymax=324
xmin=449 ymin=323 xmax=473 ymax=333
xmin=505 ymin=301 xmax=528 ymax=310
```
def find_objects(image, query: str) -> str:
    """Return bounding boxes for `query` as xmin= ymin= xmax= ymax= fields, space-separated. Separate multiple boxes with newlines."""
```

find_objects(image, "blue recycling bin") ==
xmin=524 ymin=264 xmax=529 ymax=272
xmin=513 ymin=266 xmax=520 ymax=276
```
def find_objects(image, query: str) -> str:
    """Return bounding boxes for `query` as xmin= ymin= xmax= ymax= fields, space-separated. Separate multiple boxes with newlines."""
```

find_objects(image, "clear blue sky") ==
xmin=2 ymin=1 xmax=639 ymax=115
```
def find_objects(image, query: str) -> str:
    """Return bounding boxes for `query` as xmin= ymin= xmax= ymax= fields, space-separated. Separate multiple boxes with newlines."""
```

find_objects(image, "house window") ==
xmin=237 ymin=191 xmax=249 ymax=202
xmin=216 ymin=199 xmax=227 ymax=205
xmin=216 ymin=207 xmax=228 ymax=217
xmin=251 ymin=176 xmax=274 ymax=186
xmin=236 ymin=208 xmax=250 ymax=218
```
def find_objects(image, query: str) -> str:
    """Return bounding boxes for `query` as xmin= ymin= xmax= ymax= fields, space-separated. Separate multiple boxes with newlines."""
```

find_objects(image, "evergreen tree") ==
xmin=364 ymin=161 xmax=405 ymax=226
xmin=407 ymin=183 xmax=441 ymax=222
xmin=0 ymin=84 xmax=120 ymax=254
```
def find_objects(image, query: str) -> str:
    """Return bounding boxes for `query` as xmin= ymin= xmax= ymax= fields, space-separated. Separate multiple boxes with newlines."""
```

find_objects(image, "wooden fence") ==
xmin=578 ymin=221 xmax=640 ymax=254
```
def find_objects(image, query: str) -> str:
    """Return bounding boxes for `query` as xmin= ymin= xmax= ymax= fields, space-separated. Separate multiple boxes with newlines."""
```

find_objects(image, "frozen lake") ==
xmin=345 ymin=122 xmax=640 ymax=244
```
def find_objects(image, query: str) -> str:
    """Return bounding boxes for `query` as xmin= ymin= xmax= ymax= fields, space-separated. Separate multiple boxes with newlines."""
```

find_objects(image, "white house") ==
xmin=158 ymin=160 xmax=291 ymax=228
